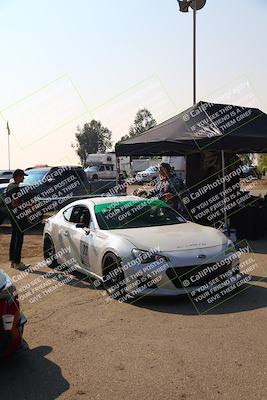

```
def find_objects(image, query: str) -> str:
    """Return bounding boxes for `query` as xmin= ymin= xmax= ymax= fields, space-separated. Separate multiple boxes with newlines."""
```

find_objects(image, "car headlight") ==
xmin=2 ymin=314 xmax=15 ymax=331
xmin=225 ymin=240 xmax=235 ymax=255
xmin=132 ymin=249 xmax=169 ymax=264
xmin=0 ymin=271 xmax=18 ymax=303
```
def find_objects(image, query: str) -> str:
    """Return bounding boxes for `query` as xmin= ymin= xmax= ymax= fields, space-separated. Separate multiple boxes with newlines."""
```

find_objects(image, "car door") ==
xmin=98 ymin=165 xmax=106 ymax=179
xmin=105 ymin=165 xmax=113 ymax=178
xmin=66 ymin=205 xmax=95 ymax=272
xmin=57 ymin=206 xmax=75 ymax=264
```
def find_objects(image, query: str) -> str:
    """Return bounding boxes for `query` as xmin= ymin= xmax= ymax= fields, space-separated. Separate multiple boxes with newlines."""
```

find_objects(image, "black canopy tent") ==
xmin=115 ymin=101 xmax=267 ymax=229
xmin=115 ymin=101 xmax=267 ymax=157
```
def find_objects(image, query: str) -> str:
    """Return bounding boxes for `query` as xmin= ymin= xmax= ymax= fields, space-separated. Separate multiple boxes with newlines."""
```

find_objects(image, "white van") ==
xmin=85 ymin=164 xmax=116 ymax=180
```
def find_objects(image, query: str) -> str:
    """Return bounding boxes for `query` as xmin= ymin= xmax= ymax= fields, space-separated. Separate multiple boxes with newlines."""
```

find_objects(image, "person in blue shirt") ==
xmin=146 ymin=163 xmax=189 ymax=217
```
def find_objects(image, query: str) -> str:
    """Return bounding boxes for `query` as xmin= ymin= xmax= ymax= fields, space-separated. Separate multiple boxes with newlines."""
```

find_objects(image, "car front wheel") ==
xmin=102 ymin=252 xmax=128 ymax=302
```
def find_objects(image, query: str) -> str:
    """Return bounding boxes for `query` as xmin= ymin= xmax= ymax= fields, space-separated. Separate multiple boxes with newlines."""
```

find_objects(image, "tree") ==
xmin=118 ymin=108 xmax=157 ymax=143
xmin=238 ymin=154 xmax=253 ymax=167
xmin=258 ymin=154 xmax=267 ymax=172
xmin=73 ymin=120 xmax=112 ymax=166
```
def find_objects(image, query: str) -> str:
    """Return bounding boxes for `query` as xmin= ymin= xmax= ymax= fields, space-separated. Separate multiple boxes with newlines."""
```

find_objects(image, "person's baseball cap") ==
xmin=13 ymin=169 xmax=28 ymax=178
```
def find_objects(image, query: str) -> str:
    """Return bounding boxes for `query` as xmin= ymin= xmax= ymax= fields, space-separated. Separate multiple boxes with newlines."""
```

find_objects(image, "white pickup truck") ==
xmin=85 ymin=153 xmax=130 ymax=179
xmin=85 ymin=164 xmax=116 ymax=180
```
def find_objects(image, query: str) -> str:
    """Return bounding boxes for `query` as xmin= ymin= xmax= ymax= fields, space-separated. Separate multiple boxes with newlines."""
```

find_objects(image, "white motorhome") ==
xmin=85 ymin=153 xmax=131 ymax=179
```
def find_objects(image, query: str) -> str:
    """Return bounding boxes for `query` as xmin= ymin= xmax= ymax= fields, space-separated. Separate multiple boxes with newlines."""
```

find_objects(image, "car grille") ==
xmin=137 ymin=276 xmax=158 ymax=291
xmin=166 ymin=261 xmax=233 ymax=288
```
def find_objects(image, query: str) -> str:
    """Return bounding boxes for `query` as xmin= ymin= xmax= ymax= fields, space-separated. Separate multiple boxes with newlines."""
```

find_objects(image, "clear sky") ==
xmin=0 ymin=0 xmax=266 ymax=169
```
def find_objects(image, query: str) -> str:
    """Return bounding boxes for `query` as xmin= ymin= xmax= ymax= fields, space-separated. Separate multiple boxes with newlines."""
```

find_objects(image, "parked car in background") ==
xmin=25 ymin=164 xmax=49 ymax=171
xmin=240 ymin=165 xmax=262 ymax=180
xmin=85 ymin=164 xmax=116 ymax=180
xmin=0 ymin=171 xmax=14 ymax=184
xmin=0 ymin=269 xmax=27 ymax=357
xmin=85 ymin=153 xmax=130 ymax=178
xmin=136 ymin=166 xmax=159 ymax=183
xmin=0 ymin=166 xmax=125 ymax=227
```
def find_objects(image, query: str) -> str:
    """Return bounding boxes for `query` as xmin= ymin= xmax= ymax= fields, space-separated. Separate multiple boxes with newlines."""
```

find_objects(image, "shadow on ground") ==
xmin=247 ymin=238 xmax=267 ymax=254
xmin=28 ymin=268 xmax=97 ymax=290
xmin=0 ymin=346 xmax=69 ymax=400
xmin=132 ymin=278 xmax=267 ymax=316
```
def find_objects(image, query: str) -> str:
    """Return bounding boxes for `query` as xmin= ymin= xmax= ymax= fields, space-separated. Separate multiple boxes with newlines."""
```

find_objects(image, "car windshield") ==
xmin=0 ymin=171 xmax=12 ymax=176
xmin=23 ymin=170 xmax=48 ymax=185
xmin=145 ymin=166 xmax=157 ymax=172
xmin=86 ymin=166 xmax=98 ymax=172
xmin=95 ymin=199 xmax=186 ymax=230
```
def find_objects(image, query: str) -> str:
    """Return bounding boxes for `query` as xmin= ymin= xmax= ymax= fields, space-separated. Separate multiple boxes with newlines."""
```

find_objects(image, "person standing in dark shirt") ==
xmin=6 ymin=169 xmax=29 ymax=270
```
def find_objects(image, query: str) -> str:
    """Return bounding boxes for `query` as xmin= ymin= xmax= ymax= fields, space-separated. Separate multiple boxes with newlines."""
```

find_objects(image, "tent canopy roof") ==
xmin=115 ymin=101 xmax=267 ymax=156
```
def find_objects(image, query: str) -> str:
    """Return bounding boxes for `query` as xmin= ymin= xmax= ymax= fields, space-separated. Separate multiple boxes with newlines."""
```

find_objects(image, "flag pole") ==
xmin=193 ymin=2 xmax=197 ymax=105
xmin=8 ymin=133 xmax=10 ymax=170
xmin=7 ymin=121 xmax=11 ymax=170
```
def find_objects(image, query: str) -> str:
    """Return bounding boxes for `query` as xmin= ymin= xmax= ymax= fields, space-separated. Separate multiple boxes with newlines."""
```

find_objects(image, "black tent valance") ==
xmin=115 ymin=101 xmax=267 ymax=156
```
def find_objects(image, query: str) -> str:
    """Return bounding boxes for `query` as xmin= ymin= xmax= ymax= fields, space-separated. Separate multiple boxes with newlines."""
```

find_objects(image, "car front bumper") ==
xmin=0 ymin=312 xmax=27 ymax=357
xmin=121 ymin=254 xmax=242 ymax=300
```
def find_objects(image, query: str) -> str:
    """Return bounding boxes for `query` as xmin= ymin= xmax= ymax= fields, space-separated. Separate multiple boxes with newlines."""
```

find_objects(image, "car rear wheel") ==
xmin=102 ymin=253 xmax=127 ymax=302
xmin=44 ymin=236 xmax=58 ymax=269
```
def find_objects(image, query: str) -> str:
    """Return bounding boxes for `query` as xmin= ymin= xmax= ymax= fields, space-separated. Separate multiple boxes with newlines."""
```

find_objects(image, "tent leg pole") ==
xmin=221 ymin=150 xmax=228 ymax=230
xmin=116 ymin=157 xmax=121 ymax=185
xmin=193 ymin=5 xmax=197 ymax=105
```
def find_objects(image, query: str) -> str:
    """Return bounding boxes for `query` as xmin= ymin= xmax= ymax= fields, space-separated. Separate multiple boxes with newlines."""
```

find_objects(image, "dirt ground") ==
xmin=0 ymin=182 xmax=267 ymax=400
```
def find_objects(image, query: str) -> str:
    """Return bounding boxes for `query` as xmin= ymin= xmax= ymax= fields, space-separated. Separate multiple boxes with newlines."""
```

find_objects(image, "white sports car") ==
xmin=43 ymin=196 xmax=240 ymax=300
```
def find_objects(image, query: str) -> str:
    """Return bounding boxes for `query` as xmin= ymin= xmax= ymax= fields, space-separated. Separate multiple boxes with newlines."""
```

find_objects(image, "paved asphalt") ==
xmin=0 ymin=230 xmax=266 ymax=400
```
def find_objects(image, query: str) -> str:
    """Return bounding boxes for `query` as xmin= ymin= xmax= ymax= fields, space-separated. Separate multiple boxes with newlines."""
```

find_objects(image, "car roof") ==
xmin=87 ymin=195 xmax=141 ymax=206
xmin=26 ymin=166 xmax=83 ymax=173
xmin=61 ymin=196 xmax=150 ymax=212
xmin=60 ymin=195 xmax=168 ymax=217
xmin=26 ymin=168 xmax=51 ymax=172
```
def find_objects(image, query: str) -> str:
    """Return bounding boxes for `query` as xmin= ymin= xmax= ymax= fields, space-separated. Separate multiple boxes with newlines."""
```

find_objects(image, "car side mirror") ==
xmin=76 ymin=223 xmax=86 ymax=229
xmin=46 ymin=177 xmax=56 ymax=183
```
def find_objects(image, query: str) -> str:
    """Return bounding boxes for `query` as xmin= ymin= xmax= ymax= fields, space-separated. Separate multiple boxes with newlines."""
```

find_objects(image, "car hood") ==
xmin=0 ymin=183 xmax=8 ymax=195
xmin=137 ymin=171 xmax=153 ymax=175
xmin=110 ymin=222 xmax=227 ymax=252
xmin=0 ymin=270 xmax=7 ymax=291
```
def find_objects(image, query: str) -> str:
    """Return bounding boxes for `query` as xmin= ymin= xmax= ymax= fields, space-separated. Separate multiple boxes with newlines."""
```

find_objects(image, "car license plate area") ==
xmin=166 ymin=261 xmax=233 ymax=288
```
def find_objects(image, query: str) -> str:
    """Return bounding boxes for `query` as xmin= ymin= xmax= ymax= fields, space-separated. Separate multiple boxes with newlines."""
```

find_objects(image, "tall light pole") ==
xmin=178 ymin=1 xmax=229 ymax=230
xmin=178 ymin=0 xmax=207 ymax=105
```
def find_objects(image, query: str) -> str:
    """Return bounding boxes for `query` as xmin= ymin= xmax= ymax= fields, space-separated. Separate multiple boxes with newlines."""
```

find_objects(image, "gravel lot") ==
xmin=0 ymin=181 xmax=267 ymax=400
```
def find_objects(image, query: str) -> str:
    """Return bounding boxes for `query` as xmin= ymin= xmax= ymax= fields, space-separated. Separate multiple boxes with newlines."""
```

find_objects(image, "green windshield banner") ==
xmin=94 ymin=199 xmax=172 ymax=214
